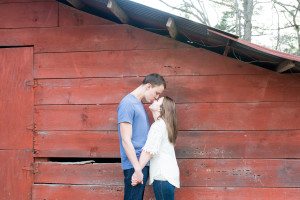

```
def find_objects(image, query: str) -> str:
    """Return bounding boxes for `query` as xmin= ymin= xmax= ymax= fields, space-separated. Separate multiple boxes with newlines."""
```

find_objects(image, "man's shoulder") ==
xmin=119 ymin=94 xmax=132 ymax=104
xmin=118 ymin=94 xmax=136 ymax=111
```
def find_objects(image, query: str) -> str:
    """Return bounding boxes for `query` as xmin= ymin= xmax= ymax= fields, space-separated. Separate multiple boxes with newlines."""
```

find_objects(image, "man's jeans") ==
xmin=123 ymin=166 xmax=149 ymax=200
xmin=153 ymin=180 xmax=175 ymax=200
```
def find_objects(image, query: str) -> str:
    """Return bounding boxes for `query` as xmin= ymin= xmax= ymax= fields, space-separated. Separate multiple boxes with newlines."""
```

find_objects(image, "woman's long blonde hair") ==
xmin=160 ymin=96 xmax=178 ymax=145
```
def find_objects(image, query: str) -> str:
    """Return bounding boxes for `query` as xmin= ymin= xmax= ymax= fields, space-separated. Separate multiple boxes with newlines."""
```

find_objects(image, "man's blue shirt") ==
xmin=117 ymin=94 xmax=150 ymax=170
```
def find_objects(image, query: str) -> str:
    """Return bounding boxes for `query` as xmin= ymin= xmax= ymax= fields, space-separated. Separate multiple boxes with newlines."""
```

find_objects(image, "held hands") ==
xmin=131 ymin=169 xmax=143 ymax=186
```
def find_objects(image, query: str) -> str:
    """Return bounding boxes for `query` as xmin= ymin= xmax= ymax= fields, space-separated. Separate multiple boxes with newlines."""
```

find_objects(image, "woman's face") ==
xmin=149 ymin=97 xmax=164 ymax=112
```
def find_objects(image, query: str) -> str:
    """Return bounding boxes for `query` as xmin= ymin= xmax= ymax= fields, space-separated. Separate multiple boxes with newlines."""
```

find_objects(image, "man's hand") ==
xmin=131 ymin=169 xmax=143 ymax=186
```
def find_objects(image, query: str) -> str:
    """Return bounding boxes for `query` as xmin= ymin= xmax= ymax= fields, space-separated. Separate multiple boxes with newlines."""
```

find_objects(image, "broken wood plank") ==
xmin=34 ymin=159 xmax=300 ymax=187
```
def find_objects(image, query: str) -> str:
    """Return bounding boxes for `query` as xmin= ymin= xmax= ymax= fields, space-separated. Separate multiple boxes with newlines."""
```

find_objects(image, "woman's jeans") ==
xmin=123 ymin=166 xmax=149 ymax=200
xmin=153 ymin=180 xmax=175 ymax=200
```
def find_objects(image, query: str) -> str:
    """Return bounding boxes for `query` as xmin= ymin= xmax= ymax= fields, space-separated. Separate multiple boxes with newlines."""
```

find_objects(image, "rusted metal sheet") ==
xmin=0 ymin=47 xmax=34 ymax=149
xmin=34 ymin=130 xmax=300 ymax=159
xmin=0 ymin=24 xmax=189 ymax=53
xmin=0 ymin=1 xmax=58 ymax=28
xmin=32 ymin=184 xmax=300 ymax=200
xmin=34 ymin=48 xmax=270 ymax=79
xmin=34 ymin=75 xmax=300 ymax=105
xmin=35 ymin=102 xmax=300 ymax=131
xmin=59 ymin=3 xmax=115 ymax=26
xmin=0 ymin=150 xmax=34 ymax=200
xmin=34 ymin=159 xmax=300 ymax=187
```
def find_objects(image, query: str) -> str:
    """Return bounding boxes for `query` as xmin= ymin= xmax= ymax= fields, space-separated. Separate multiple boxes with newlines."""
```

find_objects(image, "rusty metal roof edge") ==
xmin=75 ymin=0 xmax=300 ymax=69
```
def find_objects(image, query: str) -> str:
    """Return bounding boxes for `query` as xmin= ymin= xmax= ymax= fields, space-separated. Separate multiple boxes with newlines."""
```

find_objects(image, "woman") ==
xmin=132 ymin=96 xmax=180 ymax=200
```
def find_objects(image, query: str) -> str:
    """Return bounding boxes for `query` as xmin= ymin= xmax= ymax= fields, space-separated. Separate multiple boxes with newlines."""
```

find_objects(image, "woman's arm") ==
xmin=139 ymin=150 xmax=152 ymax=169
xmin=131 ymin=150 xmax=152 ymax=186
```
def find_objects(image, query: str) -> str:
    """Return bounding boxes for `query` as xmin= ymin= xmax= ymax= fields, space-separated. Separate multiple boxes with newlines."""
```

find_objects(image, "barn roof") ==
xmin=61 ymin=0 xmax=300 ymax=73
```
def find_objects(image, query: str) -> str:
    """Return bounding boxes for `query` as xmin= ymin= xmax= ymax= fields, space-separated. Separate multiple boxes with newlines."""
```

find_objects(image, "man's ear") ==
xmin=145 ymin=83 xmax=152 ymax=90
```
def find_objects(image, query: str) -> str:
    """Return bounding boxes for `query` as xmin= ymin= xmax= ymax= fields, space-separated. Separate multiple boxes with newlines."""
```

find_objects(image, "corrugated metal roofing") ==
xmin=64 ymin=0 xmax=300 ymax=73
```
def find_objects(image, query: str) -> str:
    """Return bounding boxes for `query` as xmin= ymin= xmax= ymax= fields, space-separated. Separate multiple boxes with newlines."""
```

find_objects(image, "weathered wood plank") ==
xmin=34 ymin=75 xmax=300 ymax=105
xmin=0 ymin=150 xmax=34 ymax=200
xmin=34 ymin=159 xmax=300 ymax=187
xmin=33 ymin=130 xmax=300 ymax=159
xmin=0 ymin=25 xmax=189 ymax=53
xmin=0 ymin=47 xmax=34 ymax=149
xmin=34 ymin=48 xmax=271 ymax=78
xmin=32 ymin=184 xmax=300 ymax=200
xmin=0 ymin=2 xmax=58 ymax=28
xmin=59 ymin=3 xmax=115 ymax=26
xmin=34 ymin=131 xmax=120 ymax=158
xmin=35 ymin=102 xmax=300 ymax=131
xmin=0 ymin=0 xmax=54 ymax=2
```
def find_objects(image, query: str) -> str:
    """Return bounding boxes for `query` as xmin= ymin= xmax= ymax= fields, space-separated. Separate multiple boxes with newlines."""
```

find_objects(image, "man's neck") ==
xmin=131 ymin=85 xmax=145 ymax=102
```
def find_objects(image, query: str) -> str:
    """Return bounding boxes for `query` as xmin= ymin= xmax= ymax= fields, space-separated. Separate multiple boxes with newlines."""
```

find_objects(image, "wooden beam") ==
xmin=223 ymin=39 xmax=232 ymax=56
xmin=277 ymin=60 xmax=295 ymax=73
xmin=166 ymin=17 xmax=178 ymax=39
xmin=107 ymin=0 xmax=129 ymax=24
xmin=66 ymin=0 xmax=86 ymax=9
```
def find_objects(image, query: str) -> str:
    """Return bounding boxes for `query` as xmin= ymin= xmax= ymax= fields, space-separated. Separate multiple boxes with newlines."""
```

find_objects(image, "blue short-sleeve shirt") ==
xmin=117 ymin=94 xmax=150 ymax=169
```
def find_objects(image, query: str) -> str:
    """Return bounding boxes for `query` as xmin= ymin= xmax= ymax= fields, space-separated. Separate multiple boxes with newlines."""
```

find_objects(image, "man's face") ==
xmin=144 ymin=84 xmax=165 ymax=103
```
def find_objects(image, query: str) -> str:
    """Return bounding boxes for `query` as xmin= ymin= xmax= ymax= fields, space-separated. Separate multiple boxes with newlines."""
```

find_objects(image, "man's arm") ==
xmin=131 ymin=150 xmax=151 ymax=186
xmin=120 ymin=122 xmax=143 ymax=183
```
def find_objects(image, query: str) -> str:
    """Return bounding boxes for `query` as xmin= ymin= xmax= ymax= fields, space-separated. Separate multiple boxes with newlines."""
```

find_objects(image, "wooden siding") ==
xmin=0 ymin=47 xmax=34 ymax=149
xmin=0 ymin=47 xmax=34 ymax=199
xmin=0 ymin=1 xmax=300 ymax=199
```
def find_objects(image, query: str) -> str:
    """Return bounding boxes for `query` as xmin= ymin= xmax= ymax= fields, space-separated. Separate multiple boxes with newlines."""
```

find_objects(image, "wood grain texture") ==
xmin=0 ymin=47 xmax=34 ymax=149
xmin=0 ymin=150 xmax=34 ymax=200
xmin=34 ymin=48 xmax=271 ymax=79
xmin=33 ymin=130 xmax=300 ymax=159
xmin=32 ymin=184 xmax=300 ymax=200
xmin=59 ymin=3 xmax=115 ymax=26
xmin=34 ymin=75 xmax=300 ymax=105
xmin=34 ymin=159 xmax=300 ymax=187
xmin=0 ymin=1 xmax=58 ymax=28
xmin=0 ymin=0 xmax=54 ymax=2
xmin=0 ymin=25 xmax=189 ymax=53
xmin=35 ymin=102 xmax=300 ymax=131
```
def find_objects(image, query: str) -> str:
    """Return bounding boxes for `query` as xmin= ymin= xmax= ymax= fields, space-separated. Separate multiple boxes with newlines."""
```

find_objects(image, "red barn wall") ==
xmin=0 ymin=1 xmax=300 ymax=199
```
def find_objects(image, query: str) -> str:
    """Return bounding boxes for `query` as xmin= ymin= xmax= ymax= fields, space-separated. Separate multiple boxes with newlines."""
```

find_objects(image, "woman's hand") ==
xmin=131 ymin=170 xmax=143 ymax=186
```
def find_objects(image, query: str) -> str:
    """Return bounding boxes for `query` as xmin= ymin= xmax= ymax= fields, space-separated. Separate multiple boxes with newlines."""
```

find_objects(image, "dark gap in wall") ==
xmin=47 ymin=157 xmax=121 ymax=163
xmin=0 ymin=45 xmax=33 ymax=48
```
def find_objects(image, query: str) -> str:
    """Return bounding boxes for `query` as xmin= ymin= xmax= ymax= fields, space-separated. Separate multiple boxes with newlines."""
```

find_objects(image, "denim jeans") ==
xmin=153 ymin=180 xmax=175 ymax=200
xmin=123 ymin=166 xmax=149 ymax=200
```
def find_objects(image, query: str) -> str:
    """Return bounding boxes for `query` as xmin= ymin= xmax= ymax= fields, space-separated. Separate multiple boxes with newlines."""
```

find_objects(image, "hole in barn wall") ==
xmin=47 ymin=157 xmax=121 ymax=163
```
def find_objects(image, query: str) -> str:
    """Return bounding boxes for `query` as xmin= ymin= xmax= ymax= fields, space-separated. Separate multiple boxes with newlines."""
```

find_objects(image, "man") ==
xmin=117 ymin=73 xmax=166 ymax=200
